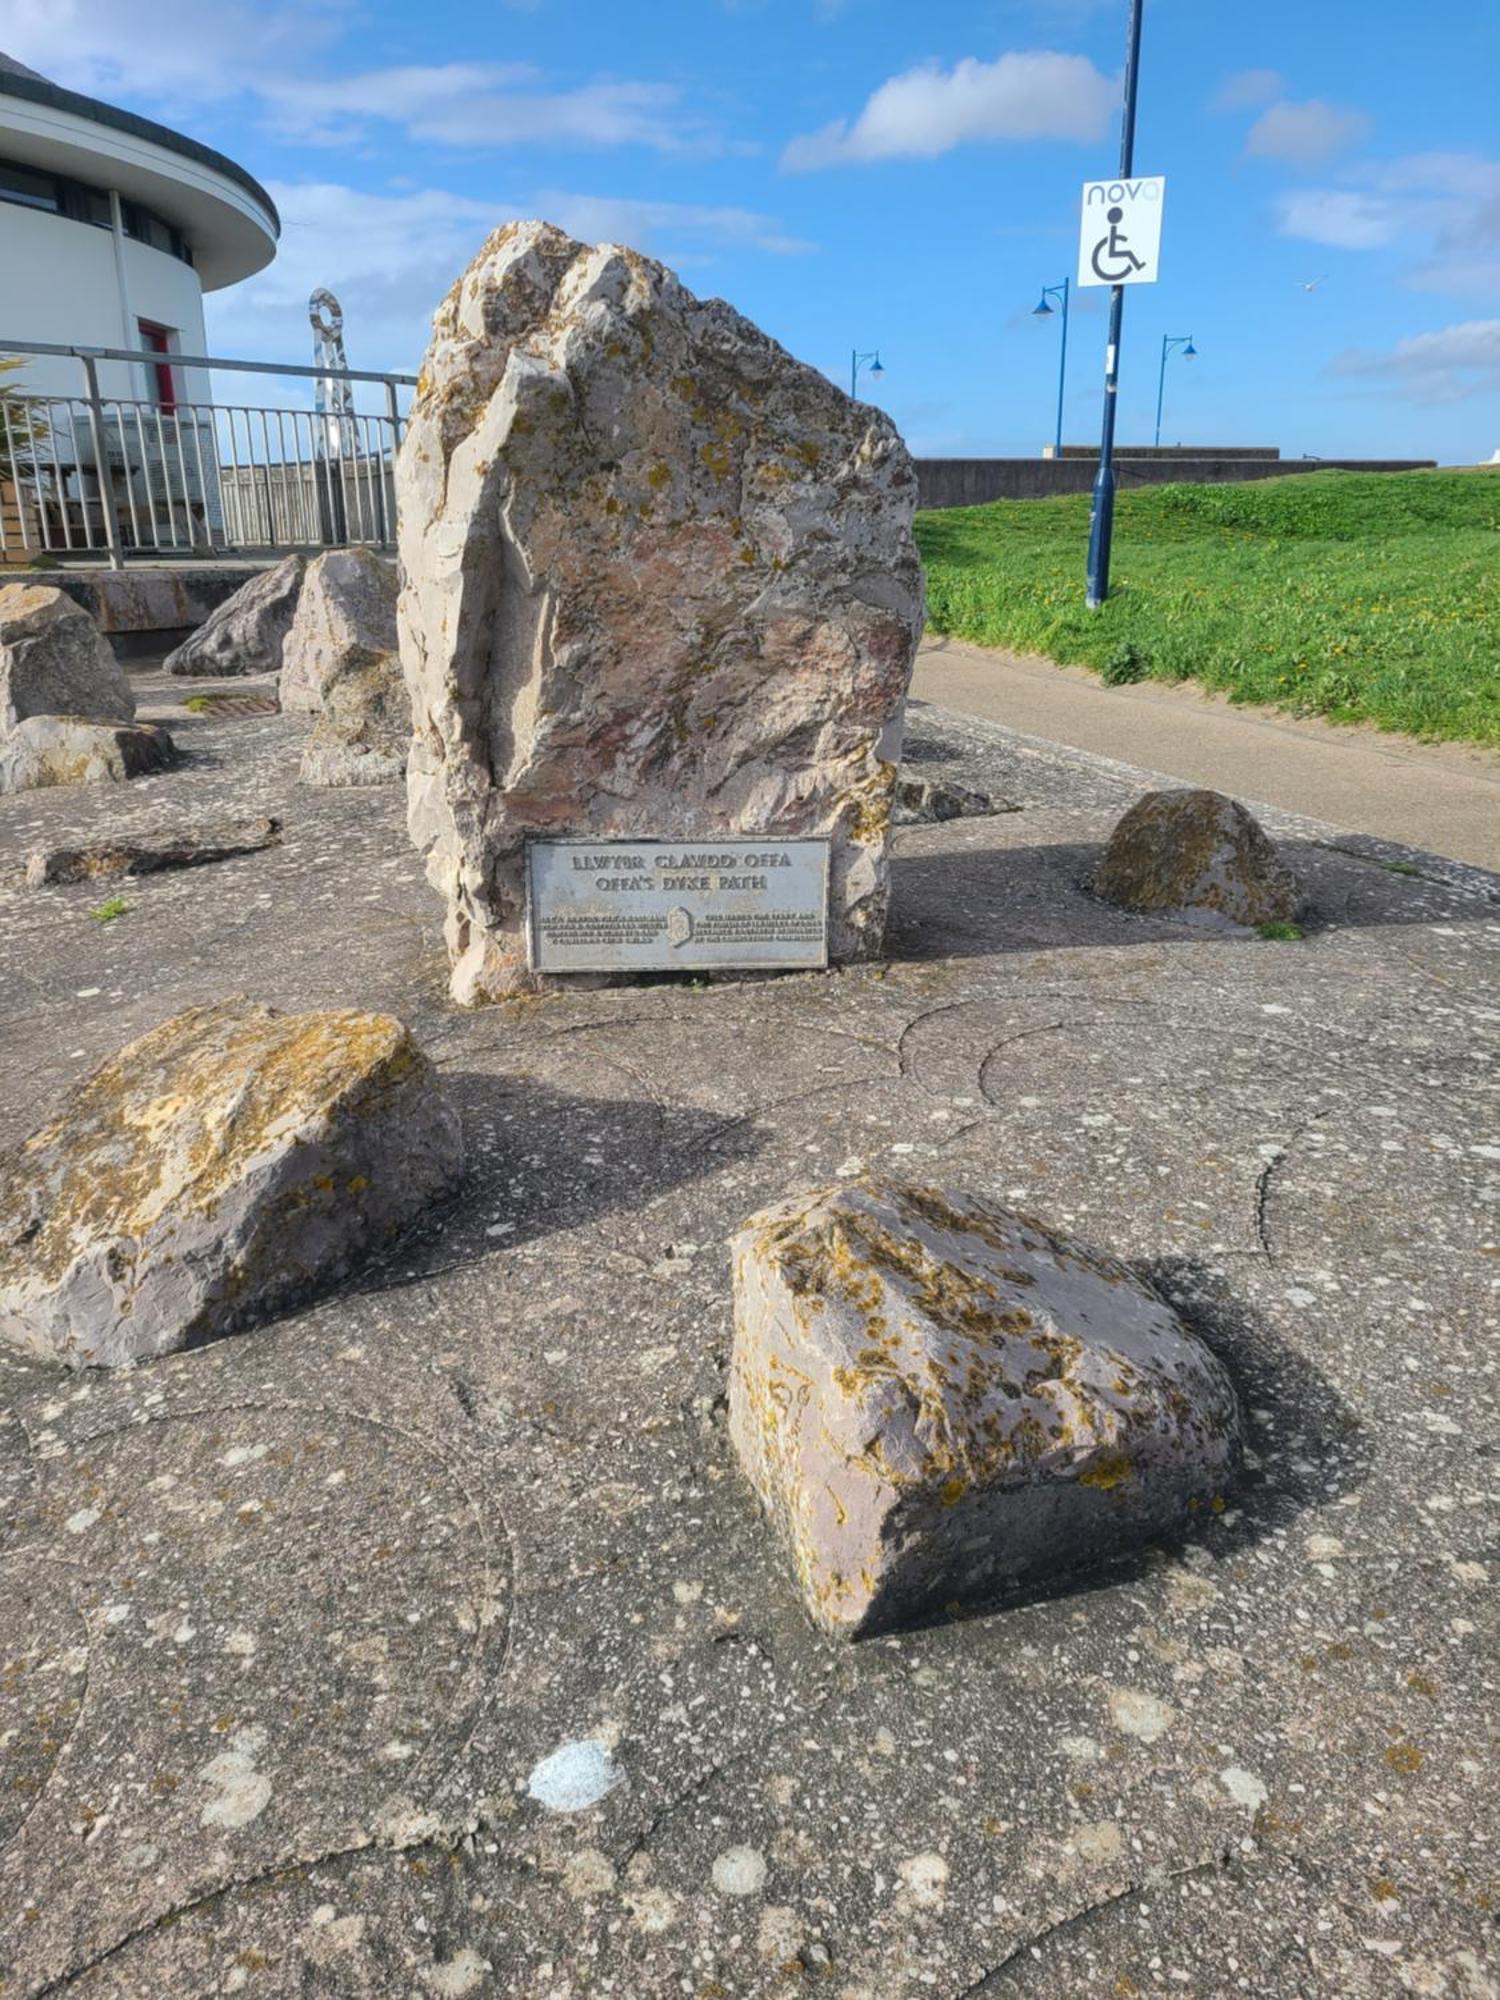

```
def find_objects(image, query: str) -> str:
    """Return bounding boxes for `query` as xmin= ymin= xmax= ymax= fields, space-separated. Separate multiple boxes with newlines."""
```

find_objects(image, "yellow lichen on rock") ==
xmin=728 ymin=1178 xmax=1243 ymax=1638
xmin=0 ymin=999 xmax=464 ymax=1370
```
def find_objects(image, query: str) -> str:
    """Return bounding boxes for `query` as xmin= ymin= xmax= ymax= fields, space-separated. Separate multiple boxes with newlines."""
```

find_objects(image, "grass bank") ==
xmin=914 ymin=470 xmax=1500 ymax=746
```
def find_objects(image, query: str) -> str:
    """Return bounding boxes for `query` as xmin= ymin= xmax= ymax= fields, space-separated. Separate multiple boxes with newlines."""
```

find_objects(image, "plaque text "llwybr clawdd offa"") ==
xmin=527 ymin=838 xmax=830 ymax=973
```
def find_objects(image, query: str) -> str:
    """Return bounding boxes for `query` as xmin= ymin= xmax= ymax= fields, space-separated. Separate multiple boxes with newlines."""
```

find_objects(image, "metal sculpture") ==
xmin=309 ymin=288 xmax=357 ymax=460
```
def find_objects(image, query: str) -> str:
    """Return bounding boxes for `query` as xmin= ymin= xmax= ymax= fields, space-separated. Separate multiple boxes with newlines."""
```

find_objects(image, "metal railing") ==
xmin=0 ymin=340 xmax=418 ymax=569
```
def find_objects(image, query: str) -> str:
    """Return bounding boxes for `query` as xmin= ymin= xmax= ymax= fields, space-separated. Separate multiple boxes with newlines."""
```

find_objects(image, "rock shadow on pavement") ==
xmin=341 ymin=1072 xmax=763 ymax=1300
xmin=863 ymin=1253 xmax=1369 ymax=1639
xmin=889 ymin=835 xmax=1496 ymax=960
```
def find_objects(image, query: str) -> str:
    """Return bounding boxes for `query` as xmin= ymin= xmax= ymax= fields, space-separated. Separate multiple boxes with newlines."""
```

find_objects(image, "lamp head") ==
xmin=1183 ymin=340 xmax=1197 ymax=359
xmin=869 ymin=354 xmax=884 ymax=377
xmin=1032 ymin=294 xmax=1054 ymax=317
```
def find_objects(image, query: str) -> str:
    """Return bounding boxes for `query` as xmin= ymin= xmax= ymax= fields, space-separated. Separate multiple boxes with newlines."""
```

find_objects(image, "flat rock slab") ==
xmin=0 ymin=667 xmax=1494 ymax=1996
xmin=0 ymin=997 xmax=463 ymax=1367
xmin=1095 ymin=785 xmax=1304 ymax=930
xmin=729 ymin=1178 xmax=1242 ymax=1635
xmin=0 ymin=715 xmax=176 ymax=794
xmin=894 ymin=771 xmax=1014 ymax=823
xmin=23 ymin=815 xmax=282 ymax=885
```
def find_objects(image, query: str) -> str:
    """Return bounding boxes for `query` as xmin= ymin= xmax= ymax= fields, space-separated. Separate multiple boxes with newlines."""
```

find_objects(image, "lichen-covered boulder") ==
xmin=397 ymin=219 xmax=925 ymax=1004
xmin=0 ymin=715 xmax=176 ymax=794
xmin=163 ymin=554 xmax=305 ymax=678
xmin=299 ymin=653 xmax=410 ymax=788
xmin=0 ymin=999 xmax=464 ymax=1368
xmin=0 ymin=582 xmax=134 ymax=730
xmin=729 ymin=1179 xmax=1242 ymax=1638
xmin=1095 ymin=788 xmax=1304 ymax=929
xmin=280 ymin=548 xmax=398 ymax=716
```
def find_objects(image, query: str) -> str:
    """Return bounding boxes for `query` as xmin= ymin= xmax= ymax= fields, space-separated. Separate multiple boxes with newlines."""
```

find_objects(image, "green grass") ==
xmin=915 ymin=469 xmax=1500 ymax=746
xmin=88 ymin=896 xmax=128 ymax=923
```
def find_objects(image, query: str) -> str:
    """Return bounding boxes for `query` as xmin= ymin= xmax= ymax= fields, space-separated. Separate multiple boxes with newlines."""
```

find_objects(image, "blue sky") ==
xmin=11 ymin=0 xmax=1500 ymax=460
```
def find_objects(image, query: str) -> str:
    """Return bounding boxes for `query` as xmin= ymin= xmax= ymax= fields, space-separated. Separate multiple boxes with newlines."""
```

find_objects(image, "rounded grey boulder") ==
xmin=1094 ymin=787 xmax=1304 ymax=929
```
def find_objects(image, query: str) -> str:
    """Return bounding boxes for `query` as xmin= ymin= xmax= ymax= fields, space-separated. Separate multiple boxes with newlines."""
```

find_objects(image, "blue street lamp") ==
xmin=850 ymin=348 xmax=884 ymax=399
xmin=1032 ymin=278 xmax=1071 ymax=456
xmin=1154 ymin=334 xmax=1197 ymax=447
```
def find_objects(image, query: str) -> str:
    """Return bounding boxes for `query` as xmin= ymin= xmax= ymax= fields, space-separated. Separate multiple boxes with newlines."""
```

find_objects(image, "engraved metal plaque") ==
xmin=527 ymin=838 xmax=830 ymax=973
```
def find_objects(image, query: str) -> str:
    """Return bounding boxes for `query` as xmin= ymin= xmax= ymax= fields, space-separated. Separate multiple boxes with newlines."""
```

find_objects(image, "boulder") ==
xmin=280 ymin=548 xmax=398 ymax=716
xmin=397 ymin=220 xmax=924 ymax=1005
xmin=162 ymin=555 xmax=305 ymax=678
xmin=0 ymin=583 xmax=133 ymax=730
xmin=24 ymin=816 xmax=281 ymax=886
xmin=1095 ymin=788 xmax=1304 ymax=930
xmin=298 ymin=654 xmax=410 ymax=788
xmin=0 ymin=716 xmax=177 ymax=795
xmin=0 ymin=998 xmax=464 ymax=1368
xmin=729 ymin=1178 xmax=1242 ymax=1638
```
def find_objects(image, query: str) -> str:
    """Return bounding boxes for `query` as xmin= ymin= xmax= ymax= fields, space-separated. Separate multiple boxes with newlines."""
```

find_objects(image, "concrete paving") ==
xmin=0 ymin=666 xmax=1496 ymax=1998
xmin=914 ymin=635 xmax=1500 ymax=873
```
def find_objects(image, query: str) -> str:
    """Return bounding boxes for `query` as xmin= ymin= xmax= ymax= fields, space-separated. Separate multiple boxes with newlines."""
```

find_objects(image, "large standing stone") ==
xmin=397 ymin=220 xmax=924 ymax=1005
xmin=0 ymin=583 xmax=134 ymax=730
xmin=280 ymin=548 xmax=398 ymax=716
xmin=299 ymin=653 xmax=411 ymax=788
xmin=729 ymin=1178 xmax=1242 ymax=1638
xmin=0 ymin=715 xmax=176 ymax=795
xmin=1095 ymin=788 xmax=1304 ymax=929
xmin=0 ymin=999 xmax=464 ymax=1368
xmin=162 ymin=555 xmax=306 ymax=678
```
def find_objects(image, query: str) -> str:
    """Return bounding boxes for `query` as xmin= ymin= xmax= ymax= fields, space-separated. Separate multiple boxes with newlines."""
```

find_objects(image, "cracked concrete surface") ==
xmin=0 ymin=667 xmax=1495 ymax=1998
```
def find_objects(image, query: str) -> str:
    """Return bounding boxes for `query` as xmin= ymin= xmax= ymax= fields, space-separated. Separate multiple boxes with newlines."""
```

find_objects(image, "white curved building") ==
xmin=0 ymin=50 xmax=279 ymax=405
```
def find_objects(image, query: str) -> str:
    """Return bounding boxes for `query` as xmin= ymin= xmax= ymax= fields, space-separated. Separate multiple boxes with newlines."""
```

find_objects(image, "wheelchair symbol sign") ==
xmin=1078 ymin=175 xmax=1165 ymax=288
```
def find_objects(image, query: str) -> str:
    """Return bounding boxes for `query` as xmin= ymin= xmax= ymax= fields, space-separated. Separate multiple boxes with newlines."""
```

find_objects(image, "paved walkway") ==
xmin=914 ymin=635 xmax=1500 ymax=871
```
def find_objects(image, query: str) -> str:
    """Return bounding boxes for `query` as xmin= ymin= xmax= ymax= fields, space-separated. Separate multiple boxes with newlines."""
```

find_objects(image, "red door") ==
xmin=138 ymin=321 xmax=177 ymax=411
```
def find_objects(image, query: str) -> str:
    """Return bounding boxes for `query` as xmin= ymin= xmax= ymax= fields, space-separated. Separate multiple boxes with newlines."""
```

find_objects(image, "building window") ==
xmin=0 ymin=156 xmax=192 ymax=262
xmin=0 ymin=159 xmax=60 ymax=212
xmin=138 ymin=320 xmax=177 ymax=412
xmin=121 ymin=199 xmax=192 ymax=264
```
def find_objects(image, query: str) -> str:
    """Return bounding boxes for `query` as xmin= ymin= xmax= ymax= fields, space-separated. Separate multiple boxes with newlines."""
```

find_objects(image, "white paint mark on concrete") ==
xmin=199 ymin=1727 xmax=272 ymax=1830
xmin=712 ymin=1845 xmax=768 ymax=1896
xmin=65 ymin=1508 xmax=100 ymax=1535
xmin=526 ymin=1738 xmax=623 ymax=1812
xmin=898 ymin=1852 xmax=950 ymax=1907
xmin=420 ymin=1948 xmax=492 ymax=1997
xmin=1108 ymin=1689 xmax=1176 ymax=1743
xmin=1220 ymin=1766 xmax=1268 ymax=1811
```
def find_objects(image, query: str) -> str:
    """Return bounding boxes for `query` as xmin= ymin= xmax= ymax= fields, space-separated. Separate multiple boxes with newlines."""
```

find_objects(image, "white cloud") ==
xmin=782 ymin=51 xmax=1116 ymax=170
xmin=260 ymin=64 xmax=713 ymax=155
xmin=1334 ymin=319 xmax=1500 ymax=404
xmin=1274 ymin=151 xmax=1500 ymax=300
xmin=209 ymin=183 xmax=813 ymax=375
xmin=2 ymin=0 xmax=723 ymax=155
xmin=0 ymin=0 xmax=343 ymax=104
xmin=1245 ymin=98 xmax=1370 ymax=167
xmin=1276 ymin=190 xmax=1401 ymax=250
xmin=1212 ymin=69 xmax=1283 ymax=113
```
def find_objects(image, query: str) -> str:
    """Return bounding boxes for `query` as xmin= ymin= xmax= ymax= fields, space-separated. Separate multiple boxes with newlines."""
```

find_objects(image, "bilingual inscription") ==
xmin=527 ymin=838 xmax=830 ymax=973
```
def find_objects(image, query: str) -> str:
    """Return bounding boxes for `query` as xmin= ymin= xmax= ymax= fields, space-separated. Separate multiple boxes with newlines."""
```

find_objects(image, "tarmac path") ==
xmin=914 ymin=634 xmax=1500 ymax=871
